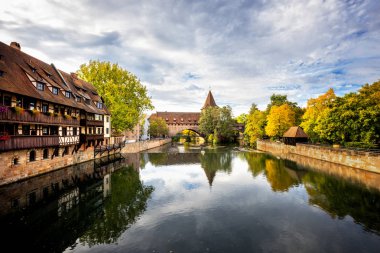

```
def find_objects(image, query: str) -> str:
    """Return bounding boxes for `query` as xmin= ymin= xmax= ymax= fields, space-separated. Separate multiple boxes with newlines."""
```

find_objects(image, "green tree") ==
xmin=244 ymin=107 xmax=266 ymax=147
xmin=266 ymin=94 xmax=304 ymax=125
xmin=199 ymin=106 xmax=235 ymax=143
xmin=199 ymin=106 xmax=220 ymax=137
xmin=265 ymin=104 xmax=295 ymax=138
xmin=216 ymin=106 xmax=235 ymax=143
xmin=315 ymin=81 xmax=380 ymax=146
xmin=301 ymin=88 xmax=336 ymax=143
xmin=77 ymin=60 xmax=153 ymax=134
xmin=236 ymin=113 xmax=247 ymax=124
xmin=148 ymin=117 xmax=169 ymax=138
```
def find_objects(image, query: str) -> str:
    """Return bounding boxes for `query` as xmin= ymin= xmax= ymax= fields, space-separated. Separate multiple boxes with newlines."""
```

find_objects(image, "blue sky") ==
xmin=1 ymin=0 xmax=380 ymax=115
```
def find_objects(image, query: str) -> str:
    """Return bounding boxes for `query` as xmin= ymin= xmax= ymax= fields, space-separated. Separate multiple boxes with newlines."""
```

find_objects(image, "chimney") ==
xmin=10 ymin=42 xmax=21 ymax=50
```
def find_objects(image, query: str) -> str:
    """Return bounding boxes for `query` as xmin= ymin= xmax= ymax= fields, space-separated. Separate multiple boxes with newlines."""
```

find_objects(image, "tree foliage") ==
xmin=236 ymin=113 xmax=247 ymax=124
xmin=300 ymin=88 xmax=336 ymax=142
xmin=244 ymin=107 xmax=266 ymax=147
xmin=266 ymin=94 xmax=303 ymax=125
xmin=199 ymin=106 xmax=235 ymax=143
xmin=77 ymin=60 xmax=153 ymax=134
xmin=148 ymin=117 xmax=168 ymax=138
xmin=314 ymin=81 xmax=380 ymax=145
xmin=265 ymin=104 xmax=295 ymax=138
xmin=198 ymin=106 xmax=220 ymax=137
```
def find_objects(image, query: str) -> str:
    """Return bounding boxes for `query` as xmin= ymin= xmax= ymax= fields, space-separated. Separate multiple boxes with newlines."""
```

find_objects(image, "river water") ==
xmin=0 ymin=145 xmax=379 ymax=252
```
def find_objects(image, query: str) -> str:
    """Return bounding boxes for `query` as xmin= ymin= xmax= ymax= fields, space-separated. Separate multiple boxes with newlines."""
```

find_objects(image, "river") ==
xmin=0 ymin=144 xmax=379 ymax=252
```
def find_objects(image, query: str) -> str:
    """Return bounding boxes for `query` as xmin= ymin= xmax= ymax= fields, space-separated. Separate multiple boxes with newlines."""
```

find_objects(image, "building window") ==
xmin=65 ymin=91 xmax=71 ymax=98
xmin=42 ymin=127 xmax=48 ymax=135
xmin=29 ymin=150 xmax=36 ymax=162
xmin=28 ymin=191 xmax=37 ymax=206
xmin=73 ymin=127 xmax=77 ymax=136
xmin=11 ymin=198 xmax=19 ymax=208
xmin=106 ymin=128 xmax=109 ymax=134
xmin=106 ymin=116 xmax=109 ymax=122
xmin=3 ymin=95 xmax=11 ymax=106
xmin=31 ymin=67 xmax=36 ymax=73
xmin=62 ymin=127 xmax=67 ymax=136
xmin=97 ymin=102 xmax=103 ymax=109
xmin=22 ymin=125 xmax=30 ymax=135
xmin=37 ymin=82 xmax=44 ymax=91
xmin=51 ymin=126 xmax=58 ymax=135
xmin=76 ymin=96 xmax=81 ymax=102
xmin=43 ymin=149 xmax=49 ymax=159
xmin=12 ymin=157 xmax=19 ymax=165
xmin=42 ymin=104 xmax=48 ymax=113
xmin=52 ymin=87 xmax=58 ymax=95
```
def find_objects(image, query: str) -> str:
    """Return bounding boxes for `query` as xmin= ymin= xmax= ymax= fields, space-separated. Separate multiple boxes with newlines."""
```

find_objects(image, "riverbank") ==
xmin=257 ymin=140 xmax=380 ymax=173
xmin=0 ymin=138 xmax=171 ymax=186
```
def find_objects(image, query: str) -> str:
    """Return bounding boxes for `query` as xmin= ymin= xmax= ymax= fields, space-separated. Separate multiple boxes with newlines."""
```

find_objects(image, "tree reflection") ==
xmin=79 ymin=167 xmax=154 ymax=246
xmin=200 ymin=150 xmax=232 ymax=186
xmin=242 ymin=152 xmax=380 ymax=234
xmin=243 ymin=153 xmax=300 ymax=192
xmin=302 ymin=171 xmax=380 ymax=234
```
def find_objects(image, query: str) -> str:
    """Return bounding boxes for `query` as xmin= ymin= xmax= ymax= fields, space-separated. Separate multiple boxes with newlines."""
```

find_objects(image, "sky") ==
xmin=1 ymin=0 xmax=380 ymax=116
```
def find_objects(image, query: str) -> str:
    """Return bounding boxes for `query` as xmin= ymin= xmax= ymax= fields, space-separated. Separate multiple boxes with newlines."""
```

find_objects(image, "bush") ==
xmin=171 ymin=135 xmax=180 ymax=142
xmin=344 ymin=142 xmax=377 ymax=149
xmin=207 ymin=134 xmax=214 ymax=143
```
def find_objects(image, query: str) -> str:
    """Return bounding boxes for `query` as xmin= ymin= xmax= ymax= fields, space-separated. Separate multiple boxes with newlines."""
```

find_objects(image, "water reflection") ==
xmin=241 ymin=152 xmax=380 ymax=235
xmin=0 ymin=155 xmax=153 ymax=252
xmin=0 ymin=147 xmax=379 ymax=252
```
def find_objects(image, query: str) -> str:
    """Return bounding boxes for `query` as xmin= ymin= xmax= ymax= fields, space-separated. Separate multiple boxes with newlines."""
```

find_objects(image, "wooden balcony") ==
xmin=0 ymin=135 xmax=59 ymax=151
xmin=59 ymin=136 xmax=80 ymax=146
xmin=80 ymin=119 xmax=104 ymax=127
xmin=80 ymin=134 xmax=104 ymax=143
xmin=0 ymin=107 xmax=80 ymax=126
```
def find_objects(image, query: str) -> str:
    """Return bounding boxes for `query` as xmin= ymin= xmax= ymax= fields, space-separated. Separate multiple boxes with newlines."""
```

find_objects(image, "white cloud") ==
xmin=1 ymin=0 xmax=380 ymax=115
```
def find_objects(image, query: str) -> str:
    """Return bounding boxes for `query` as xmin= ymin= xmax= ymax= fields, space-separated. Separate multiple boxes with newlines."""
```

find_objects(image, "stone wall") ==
xmin=257 ymin=140 xmax=380 ymax=173
xmin=121 ymin=138 xmax=171 ymax=153
xmin=0 ymin=138 xmax=171 ymax=186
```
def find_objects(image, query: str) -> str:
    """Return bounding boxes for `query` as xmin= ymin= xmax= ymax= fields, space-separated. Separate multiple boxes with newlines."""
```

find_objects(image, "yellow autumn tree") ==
xmin=300 ymin=88 xmax=336 ymax=142
xmin=265 ymin=104 xmax=295 ymax=138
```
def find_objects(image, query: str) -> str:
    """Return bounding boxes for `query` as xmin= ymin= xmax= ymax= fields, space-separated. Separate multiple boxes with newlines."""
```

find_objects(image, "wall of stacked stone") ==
xmin=257 ymin=140 xmax=380 ymax=173
xmin=121 ymin=139 xmax=171 ymax=153
xmin=0 ymin=138 xmax=171 ymax=186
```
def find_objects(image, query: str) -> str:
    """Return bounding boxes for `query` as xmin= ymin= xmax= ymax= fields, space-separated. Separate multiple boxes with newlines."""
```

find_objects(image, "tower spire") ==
xmin=201 ymin=90 xmax=217 ymax=110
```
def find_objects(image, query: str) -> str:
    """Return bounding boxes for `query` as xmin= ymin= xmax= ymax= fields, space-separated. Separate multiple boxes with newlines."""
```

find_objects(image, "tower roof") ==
xmin=201 ymin=90 xmax=217 ymax=110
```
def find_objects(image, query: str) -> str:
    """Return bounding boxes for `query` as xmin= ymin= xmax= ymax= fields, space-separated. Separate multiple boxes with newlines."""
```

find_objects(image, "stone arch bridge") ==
xmin=149 ymin=91 xmax=244 ymax=137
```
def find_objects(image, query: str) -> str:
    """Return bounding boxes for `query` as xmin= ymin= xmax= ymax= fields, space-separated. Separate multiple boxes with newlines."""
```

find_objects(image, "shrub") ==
xmin=344 ymin=142 xmax=377 ymax=149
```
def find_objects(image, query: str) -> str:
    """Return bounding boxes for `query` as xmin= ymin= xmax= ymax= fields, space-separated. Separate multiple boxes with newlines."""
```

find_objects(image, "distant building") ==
xmin=149 ymin=91 xmax=218 ymax=137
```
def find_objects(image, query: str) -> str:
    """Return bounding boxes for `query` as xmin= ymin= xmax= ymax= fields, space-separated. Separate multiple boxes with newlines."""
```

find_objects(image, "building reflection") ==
xmin=141 ymin=149 xmax=234 ymax=186
xmin=0 ymin=153 xmax=154 ymax=252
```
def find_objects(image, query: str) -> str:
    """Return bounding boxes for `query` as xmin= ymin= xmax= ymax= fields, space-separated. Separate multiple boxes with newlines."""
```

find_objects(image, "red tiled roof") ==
xmin=201 ymin=90 xmax=217 ymax=109
xmin=0 ymin=41 xmax=109 ymax=115
xmin=150 ymin=112 xmax=200 ymax=124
